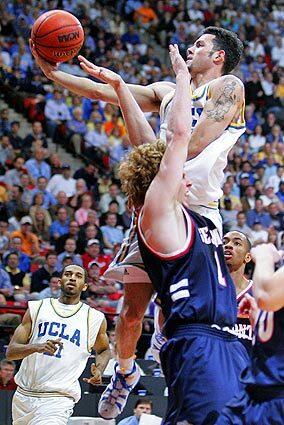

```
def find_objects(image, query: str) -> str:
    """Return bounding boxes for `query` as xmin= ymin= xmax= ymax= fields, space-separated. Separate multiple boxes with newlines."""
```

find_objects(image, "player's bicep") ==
xmin=9 ymin=309 xmax=32 ymax=345
xmin=93 ymin=318 xmax=109 ymax=353
xmin=189 ymin=77 xmax=244 ymax=157
xmin=131 ymin=82 xmax=175 ymax=112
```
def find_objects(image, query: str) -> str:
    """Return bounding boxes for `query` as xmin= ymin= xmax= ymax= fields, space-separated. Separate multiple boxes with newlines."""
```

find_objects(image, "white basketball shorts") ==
xmin=12 ymin=390 xmax=74 ymax=425
xmin=104 ymin=207 xmax=222 ymax=284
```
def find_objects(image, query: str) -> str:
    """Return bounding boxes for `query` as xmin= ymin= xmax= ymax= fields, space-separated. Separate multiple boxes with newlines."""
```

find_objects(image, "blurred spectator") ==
xmin=11 ymin=215 xmax=39 ymax=257
xmin=248 ymin=125 xmax=265 ymax=153
xmin=23 ymin=121 xmax=48 ymax=156
xmin=82 ymin=238 xmax=111 ymax=273
xmin=75 ymin=194 xmax=94 ymax=225
xmin=246 ymin=199 xmax=272 ymax=229
xmin=220 ymin=183 xmax=241 ymax=210
xmin=38 ymin=275 xmax=61 ymax=299
xmin=0 ymin=360 xmax=16 ymax=390
xmin=69 ymin=178 xmax=88 ymax=210
xmin=4 ymin=251 xmax=30 ymax=301
xmin=117 ymin=398 xmax=153 ymax=425
xmin=266 ymin=165 xmax=284 ymax=194
xmin=267 ymin=203 xmax=284 ymax=231
xmin=31 ymin=252 xmax=58 ymax=293
xmin=241 ymin=185 xmax=257 ymax=212
xmin=1 ymin=156 xmax=25 ymax=187
xmin=31 ymin=176 xmax=57 ymax=209
xmin=49 ymin=207 xmax=70 ymax=242
xmin=99 ymin=183 xmax=125 ymax=214
xmin=231 ymin=211 xmax=253 ymax=239
xmin=6 ymin=185 xmax=29 ymax=218
xmin=0 ymin=267 xmax=13 ymax=300
xmin=56 ymin=238 xmax=82 ymax=272
xmin=8 ymin=121 xmax=23 ymax=152
xmin=73 ymin=163 xmax=99 ymax=192
xmin=25 ymin=148 xmax=51 ymax=181
xmin=0 ymin=220 xmax=9 ymax=255
xmin=0 ymin=108 xmax=11 ymax=134
xmin=260 ymin=185 xmax=281 ymax=209
xmin=101 ymin=212 xmax=124 ymax=251
xmin=250 ymin=220 xmax=268 ymax=244
xmin=67 ymin=106 xmax=87 ymax=155
xmin=31 ymin=207 xmax=52 ymax=248
xmin=55 ymin=220 xmax=80 ymax=254
xmin=276 ymin=181 xmax=284 ymax=203
xmin=0 ymin=134 xmax=14 ymax=166
xmin=44 ymin=89 xmax=71 ymax=140
xmin=4 ymin=236 xmax=31 ymax=273
xmin=50 ymin=191 xmax=74 ymax=221
xmin=47 ymin=164 xmax=76 ymax=198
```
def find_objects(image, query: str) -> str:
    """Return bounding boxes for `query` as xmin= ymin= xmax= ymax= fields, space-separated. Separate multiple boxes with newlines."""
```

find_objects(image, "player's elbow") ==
xmin=255 ymin=290 xmax=281 ymax=312
xmin=5 ymin=346 xmax=15 ymax=361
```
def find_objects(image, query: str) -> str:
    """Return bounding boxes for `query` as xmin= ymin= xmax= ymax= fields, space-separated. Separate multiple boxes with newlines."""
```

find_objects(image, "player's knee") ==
xmin=119 ymin=303 xmax=144 ymax=326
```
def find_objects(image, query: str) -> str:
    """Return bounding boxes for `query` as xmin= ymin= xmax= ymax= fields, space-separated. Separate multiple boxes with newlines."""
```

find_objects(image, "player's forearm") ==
xmin=96 ymin=348 xmax=111 ymax=373
xmin=6 ymin=342 xmax=39 ymax=361
xmin=169 ymin=72 xmax=192 ymax=144
xmin=50 ymin=71 xmax=119 ymax=103
xmin=115 ymin=82 xmax=156 ymax=146
xmin=252 ymin=255 xmax=279 ymax=310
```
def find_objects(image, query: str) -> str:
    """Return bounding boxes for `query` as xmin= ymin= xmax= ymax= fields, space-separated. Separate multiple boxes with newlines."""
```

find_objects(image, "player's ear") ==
xmin=213 ymin=50 xmax=225 ymax=65
xmin=245 ymin=252 xmax=252 ymax=264
xmin=82 ymin=282 xmax=88 ymax=292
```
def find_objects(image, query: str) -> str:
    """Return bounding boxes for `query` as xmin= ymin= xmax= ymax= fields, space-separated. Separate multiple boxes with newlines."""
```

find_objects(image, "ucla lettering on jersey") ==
xmin=15 ymin=298 xmax=104 ymax=402
xmin=137 ymin=206 xmax=237 ymax=338
xmin=159 ymin=80 xmax=246 ymax=209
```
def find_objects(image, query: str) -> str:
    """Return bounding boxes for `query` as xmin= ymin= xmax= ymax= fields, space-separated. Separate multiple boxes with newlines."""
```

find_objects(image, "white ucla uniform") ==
xmin=13 ymin=298 xmax=104 ymax=425
xmin=104 ymin=79 xmax=246 ymax=284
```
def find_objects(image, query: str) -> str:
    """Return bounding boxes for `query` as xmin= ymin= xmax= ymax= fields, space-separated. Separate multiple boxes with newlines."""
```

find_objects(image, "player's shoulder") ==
xmin=210 ymin=74 xmax=244 ymax=91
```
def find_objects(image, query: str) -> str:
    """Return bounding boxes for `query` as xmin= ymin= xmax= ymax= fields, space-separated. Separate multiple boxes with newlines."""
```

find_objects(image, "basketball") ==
xmin=31 ymin=10 xmax=84 ymax=63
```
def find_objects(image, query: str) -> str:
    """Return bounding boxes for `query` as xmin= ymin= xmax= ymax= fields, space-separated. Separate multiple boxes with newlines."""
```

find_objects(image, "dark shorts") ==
xmin=215 ymin=385 xmax=284 ymax=425
xmin=160 ymin=324 xmax=249 ymax=425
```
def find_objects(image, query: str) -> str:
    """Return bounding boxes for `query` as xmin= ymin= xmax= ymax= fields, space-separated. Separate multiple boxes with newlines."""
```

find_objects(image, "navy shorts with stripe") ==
xmin=160 ymin=325 xmax=249 ymax=425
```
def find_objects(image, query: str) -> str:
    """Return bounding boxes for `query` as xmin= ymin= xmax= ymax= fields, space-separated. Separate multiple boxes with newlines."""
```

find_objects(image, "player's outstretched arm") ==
xmin=6 ymin=309 xmax=63 ymax=360
xmin=29 ymin=40 xmax=174 ymax=112
xmin=251 ymin=244 xmax=284 ymax=311
xmin=188 ymin=75 xmax=244 ymax=158
xmin=83 ymin=318 xmax=110 ymax=385
xmin=145 ymin=45 xmax=192 ymax=211
xmin=79 ymin=57 xmax=155 ymax=146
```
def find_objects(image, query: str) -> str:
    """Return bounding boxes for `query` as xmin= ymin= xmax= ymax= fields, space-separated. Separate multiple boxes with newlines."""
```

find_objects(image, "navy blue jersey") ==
xmin=137 ymin=206 xmax=237 ymax=337
xmin=232 ymin=280 xmax=253 ymax=353
xmin=249 ymin=307 xmax=284 ymax=387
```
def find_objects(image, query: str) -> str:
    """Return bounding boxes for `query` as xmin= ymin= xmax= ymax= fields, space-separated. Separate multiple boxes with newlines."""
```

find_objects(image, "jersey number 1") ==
xmin=214 ymin=251 xmax=226 ymax=287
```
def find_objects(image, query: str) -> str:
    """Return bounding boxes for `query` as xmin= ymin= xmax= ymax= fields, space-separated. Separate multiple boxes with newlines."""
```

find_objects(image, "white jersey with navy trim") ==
xmin=15 ymin=298 xmax=104 ymax=402
xmin=159 ymin=79 xmax=246 ymax=209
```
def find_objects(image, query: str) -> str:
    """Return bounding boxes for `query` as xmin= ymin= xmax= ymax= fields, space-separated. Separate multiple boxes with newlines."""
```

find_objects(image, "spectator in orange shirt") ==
xmin=11 ymin=216 xmax=39 ymax=257
xmin=103 ymin=113 xmax=126 ymax=138
xmin=134 ymin=1 xmax=158 ymax=26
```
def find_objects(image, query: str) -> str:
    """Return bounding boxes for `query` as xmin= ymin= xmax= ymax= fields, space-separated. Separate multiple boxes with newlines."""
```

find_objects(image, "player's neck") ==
xmin=58 ymin=295 xmax=81 ymax=305
xmin=191 ymin=69 xmax=221 ymax=89
xmin=230 ymin=268 xmax=249 ymax=295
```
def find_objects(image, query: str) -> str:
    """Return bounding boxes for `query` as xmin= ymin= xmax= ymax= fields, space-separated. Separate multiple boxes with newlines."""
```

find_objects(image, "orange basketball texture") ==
xmin=31 ymin=10 xmax=84 ymax=63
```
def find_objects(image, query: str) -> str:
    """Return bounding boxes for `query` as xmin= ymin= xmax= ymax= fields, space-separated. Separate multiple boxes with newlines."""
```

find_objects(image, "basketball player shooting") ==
xmin=6 ymin=265 xmax=110 ymax=425
xmin=30 ymin=27 xmax=246 ymax=421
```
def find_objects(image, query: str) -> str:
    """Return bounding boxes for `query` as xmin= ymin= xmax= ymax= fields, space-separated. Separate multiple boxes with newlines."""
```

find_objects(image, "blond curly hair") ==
xmin=119 ymin=140 xmax=166 ymax=208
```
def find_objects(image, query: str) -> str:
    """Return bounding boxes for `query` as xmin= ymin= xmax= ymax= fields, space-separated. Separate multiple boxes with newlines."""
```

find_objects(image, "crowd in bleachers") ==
xmin=0 ymin=0 xmax=283 ymax=344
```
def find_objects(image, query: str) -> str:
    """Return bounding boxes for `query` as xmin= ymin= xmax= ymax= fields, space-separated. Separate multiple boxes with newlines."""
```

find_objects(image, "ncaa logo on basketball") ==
xmin=58 ymin=31 xmax=80 ymax=43
xmin=53 ymin=49 xmax=76 ymax=58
